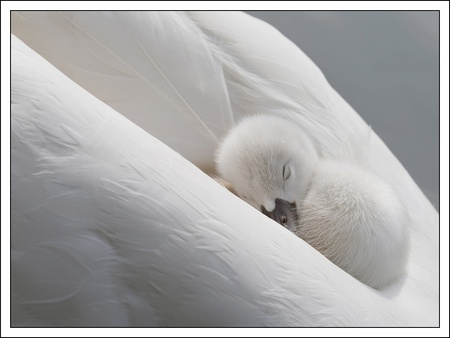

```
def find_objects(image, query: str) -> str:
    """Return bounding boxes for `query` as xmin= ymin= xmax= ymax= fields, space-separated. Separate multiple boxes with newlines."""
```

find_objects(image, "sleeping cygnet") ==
xmin=215 ymin=114 xmax=409 ymax=289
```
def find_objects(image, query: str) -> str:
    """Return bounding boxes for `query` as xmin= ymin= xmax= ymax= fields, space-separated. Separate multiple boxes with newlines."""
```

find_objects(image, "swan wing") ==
xmin=12 ymin=11 xmax=234 ymax=171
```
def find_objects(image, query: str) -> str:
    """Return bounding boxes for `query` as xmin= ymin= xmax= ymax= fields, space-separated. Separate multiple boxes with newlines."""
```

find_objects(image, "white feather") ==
xmin=11 ymin=11 xmax=438 ymax=327
xmin=11 ymin=11 xmax=234 ymax=172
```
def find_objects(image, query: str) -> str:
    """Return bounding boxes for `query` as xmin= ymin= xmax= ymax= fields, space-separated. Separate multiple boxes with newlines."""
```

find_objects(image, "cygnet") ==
xmin=216 ymin=114 xmax=409 ymax=289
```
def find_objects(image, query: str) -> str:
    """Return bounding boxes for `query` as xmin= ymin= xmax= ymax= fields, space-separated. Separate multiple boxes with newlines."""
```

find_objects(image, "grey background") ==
xmin=246 ymin=11 xmax=439 ymax=210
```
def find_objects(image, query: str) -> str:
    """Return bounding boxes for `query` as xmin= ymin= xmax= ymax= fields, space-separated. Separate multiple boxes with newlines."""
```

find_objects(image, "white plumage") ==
xmin=216 ymin=114 xmax=410 ymax=289
xmin=10 ymin=11 xmax=438 ymax=327
xmin=299 ymin=159 xmax=410 ymax=289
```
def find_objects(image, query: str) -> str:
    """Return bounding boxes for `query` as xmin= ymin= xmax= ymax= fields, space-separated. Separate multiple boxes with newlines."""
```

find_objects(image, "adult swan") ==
xmin=11 ymin=11 xmax=438 ymax=327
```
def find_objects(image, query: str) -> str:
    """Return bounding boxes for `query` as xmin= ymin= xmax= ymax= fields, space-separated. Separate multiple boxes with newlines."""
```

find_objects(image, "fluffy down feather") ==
xmin=216 ymin=114 xmax=409 ymax=288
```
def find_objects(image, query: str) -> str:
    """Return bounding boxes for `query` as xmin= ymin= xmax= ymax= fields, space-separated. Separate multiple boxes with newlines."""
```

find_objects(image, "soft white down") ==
xmin=216 ymin=114 xmax=410 ymax=289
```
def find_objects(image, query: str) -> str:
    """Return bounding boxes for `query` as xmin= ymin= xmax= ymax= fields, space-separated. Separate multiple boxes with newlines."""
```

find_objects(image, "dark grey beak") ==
xmin=261 ymin=199 xmax=297 ymax=231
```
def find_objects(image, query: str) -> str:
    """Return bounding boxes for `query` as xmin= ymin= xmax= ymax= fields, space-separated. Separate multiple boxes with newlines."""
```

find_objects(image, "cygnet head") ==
xmin=216 ymin=114 xmax=318 ymax=231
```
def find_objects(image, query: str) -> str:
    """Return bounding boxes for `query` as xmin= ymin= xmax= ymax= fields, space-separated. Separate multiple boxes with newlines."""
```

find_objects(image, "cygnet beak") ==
xmin=261 ymin=199 xmax=297 ymax=232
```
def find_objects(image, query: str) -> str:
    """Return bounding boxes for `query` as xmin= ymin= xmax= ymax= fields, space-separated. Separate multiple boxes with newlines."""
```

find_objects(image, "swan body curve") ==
xmin=11 ymin=11 xmax=438 ymax=327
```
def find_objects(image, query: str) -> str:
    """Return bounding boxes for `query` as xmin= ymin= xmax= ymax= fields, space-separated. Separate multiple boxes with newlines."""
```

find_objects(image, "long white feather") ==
xmin=12 ymin=11 xmax=234 ymax=172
